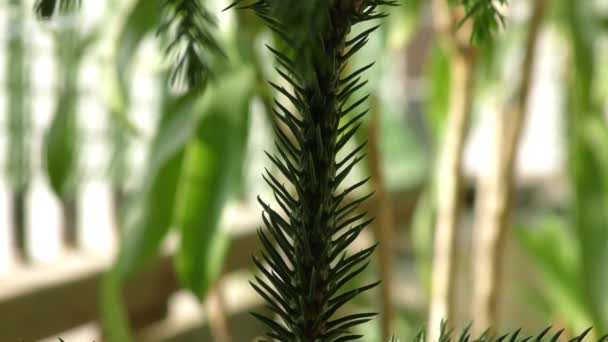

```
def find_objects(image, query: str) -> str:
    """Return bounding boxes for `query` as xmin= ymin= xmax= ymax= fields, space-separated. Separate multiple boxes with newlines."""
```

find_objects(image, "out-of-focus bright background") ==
xmin=1 ymin=0 xmax=607 ymax=341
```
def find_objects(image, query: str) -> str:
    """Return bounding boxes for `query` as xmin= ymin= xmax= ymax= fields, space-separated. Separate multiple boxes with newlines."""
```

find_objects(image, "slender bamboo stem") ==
xmin=471 ymin=0 xmax=548 ymax=334
xmin=368 ymin=95 xmax=395 ymax=339
xmin=427 ymin=1 xmax=476 ymax=339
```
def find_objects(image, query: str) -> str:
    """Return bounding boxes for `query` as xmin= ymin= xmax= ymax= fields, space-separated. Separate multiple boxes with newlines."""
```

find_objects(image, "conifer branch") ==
xmin=417 ymin=321 xmax=601 ymax=342
xmin=158 ymin=0 xmax=225 ymax=92
xmin=227 ymin=0 xmax=397 ymax=340
xmin=457 ymin=0 xmax=507 ymax=43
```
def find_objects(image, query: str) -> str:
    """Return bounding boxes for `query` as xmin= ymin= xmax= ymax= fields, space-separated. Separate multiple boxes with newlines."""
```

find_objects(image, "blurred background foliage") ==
xmin=1 ymin=0 xmax=608 ymax=341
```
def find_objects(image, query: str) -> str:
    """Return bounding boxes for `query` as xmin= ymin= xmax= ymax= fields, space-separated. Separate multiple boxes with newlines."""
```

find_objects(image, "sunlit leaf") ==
xmin=516 ymin=216 xmax=592 ymax=333
xmin=44 ymin=92 xmax=78 ymax=198
xmin=115 ymin=93 xmax=200 ymax=278
xmin=174 ymin=65 xmax=255 ymax=299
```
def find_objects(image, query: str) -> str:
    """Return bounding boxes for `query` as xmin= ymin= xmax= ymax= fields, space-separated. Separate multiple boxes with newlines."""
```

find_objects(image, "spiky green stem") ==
xmin=232 ymin=0 xmax=396 ymax=340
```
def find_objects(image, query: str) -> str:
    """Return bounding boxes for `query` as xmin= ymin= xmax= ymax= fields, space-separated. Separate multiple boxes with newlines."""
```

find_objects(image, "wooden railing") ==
xmin=0 ymin=188 xmax=422 ymax=341
xmin=0 ymin=201 xmax=262 ymax=341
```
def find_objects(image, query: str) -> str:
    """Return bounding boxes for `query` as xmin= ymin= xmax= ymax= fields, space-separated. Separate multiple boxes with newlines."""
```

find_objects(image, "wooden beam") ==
xmin=0 ymin=228 xmax=259 ymax=341
xmin=0 ymin=189 xmax=422 ymax=341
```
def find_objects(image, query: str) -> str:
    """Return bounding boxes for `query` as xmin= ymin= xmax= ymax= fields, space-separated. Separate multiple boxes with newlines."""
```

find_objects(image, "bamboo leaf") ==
xmin=100 ymin=268 xmax=132 ymax=342
xmin=114 ymin=93 xmax=200 ymax=279
xmin=516 ymin=216 xmax=591 ymax=332
xmin=44 ymin=27 xmax=89 ymax=199
xmin=44 ymin=91 xmax=78 ymax=198
xmin=106 ymin=0 xmax=161 ymax=135
xmin=174 ymin=65 xmax=255 ymax=299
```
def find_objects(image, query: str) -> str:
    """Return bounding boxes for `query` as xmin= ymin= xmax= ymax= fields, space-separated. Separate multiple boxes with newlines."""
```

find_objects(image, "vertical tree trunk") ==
xmin=471 ymin=0 xmax=548 ymax=334
xmin=428 ymin=52 xmax=476 ymax=340
xmin=427 ymin=1 xmax=476 ymax=339
xmin=368 ymin=95 xmax=395 ymax=340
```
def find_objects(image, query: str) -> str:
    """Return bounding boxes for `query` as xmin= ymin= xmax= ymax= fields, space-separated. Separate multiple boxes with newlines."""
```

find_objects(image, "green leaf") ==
xmin=100 ymin=268 xmax=132 ymax=342
xmin=425 ymin=43 xmax=451 ymax=140
xmin=104 ymin=86 xmax=203 ymax=342
xmin=516 ymin=216 xmax=591 ymax=332
xmin=115 ymin=93 xmax=200 ymax=279
xmin=44 ymin=24 xmax=98 ymax=199
xmin=44 ymin=93 xmax=78 ymax=198
xmin=116 ymin=0 xmax=160 ymax=93
xmin=174 ymin=65 xmax=255 ymax=299
xmin=105 ymin=0 xmax=160 ymax=135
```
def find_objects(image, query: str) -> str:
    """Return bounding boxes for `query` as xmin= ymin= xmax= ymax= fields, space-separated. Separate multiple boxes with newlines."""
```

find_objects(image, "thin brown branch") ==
xmin=471 ymin=0 xmax=549 ymax=335
xmin=206 ymin=282 xmax=232 ymax=342
xmin=368 ymin=95 xmax=395 ymax=340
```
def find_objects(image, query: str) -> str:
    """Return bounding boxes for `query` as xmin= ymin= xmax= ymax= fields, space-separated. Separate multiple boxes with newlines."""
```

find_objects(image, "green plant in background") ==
xmin=6 ymin=0 xmax=30 ymax=260
xmin=105 ymin=0 xmax=159 ymax=225
xmin=99 ymin=1 xmax=260 ymax=340
xmin=518 ymin=0 xmax=608 ymax=337
xmin=33 ymin=0 xmax=256 ymax=339
xmin=44 ymin=15 xmax=99 ymax=247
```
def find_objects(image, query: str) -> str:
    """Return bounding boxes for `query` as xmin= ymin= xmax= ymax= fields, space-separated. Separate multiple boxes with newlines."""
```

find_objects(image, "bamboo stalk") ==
xmin=427 ymin=1 xmax=477 ymax=339
xmin=471 ymin=0 xmax=549 ymax=334
xmin=368 ymin=95 xmax=395 ymax=339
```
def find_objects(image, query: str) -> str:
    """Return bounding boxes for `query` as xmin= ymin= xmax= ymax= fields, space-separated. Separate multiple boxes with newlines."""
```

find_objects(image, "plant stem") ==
xmin=207 ymin=282 xmax=232 ymax=342
xmin=471 ymin=0 xmax=548 ymax=334
xmin=428 ymin=1 xmax=476 ymax=339
xmin=290 ymin=11 xmax=353 ymax=339
xmin=368 ymin=94 xmax=394 ymax=339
